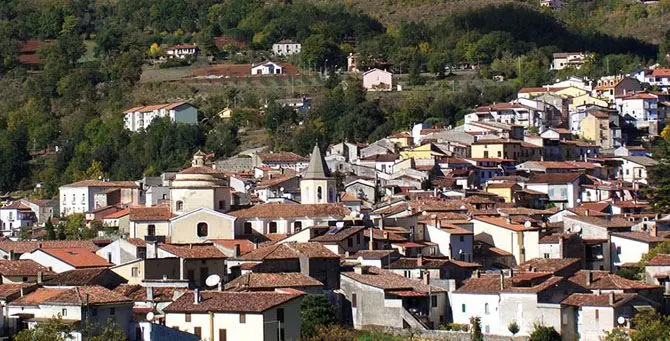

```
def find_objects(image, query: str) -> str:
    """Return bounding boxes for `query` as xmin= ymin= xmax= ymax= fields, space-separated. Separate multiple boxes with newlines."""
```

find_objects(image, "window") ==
xmin=461 ymin=304 xmax=466 ymax=313
xmin=294 ymin=221 xmax=302 ymax=232
xmin=277 ymin=308 xmax=284 ymax=323
xmin=176 ymin=200 xmax=184 ymax=211
xmin=269 ymin=222 xmax=277 ymax=234
xmin=71 ymin=194 xmax=75 ymax=204
xmin=185 ymin=313 xmax=191 ymax=322
xmin=244 ymin=222 xmax=252 ymax=234
xmin=347 ymin=238 xmax=353 ymax=248
xmin=147 ymin=224 xmax=155 ymax=236
xmin=218 ymin=200 xmax=225 ymax=210
xmin=544 ymin=253 xmax=550 ymax=259
xmin=404 ymin=270 xmax=411 ymax=278
xmin=110 ymin=307 xmax=115 ymax=316
xmin=431 ymin=295 xmax=438 ymax=308
xmin=616 ymin=246 xmax=622 ymax=254
xmin=497 ymin=151 xmax=502 ymax=157
xmin=317 ymin=186 xmax=323 ymax=201
xmin=81 ymin=194 xmax=85 ymax=204
xmin=484 ymin=303 xmax=490 ymax=314
xmin=197 ymin=222 xmax=208 ymax=237
xmin=595 ymin=309 xmax=599 ymax=320
xmin=194 ymin=327 xmax=201 ymax=338
xmin=352 ymin=293 xmax=357 ymax=308
xmin=485 ymin=325 xmax=490 ymax=334
xmin=62 ymin=308 xmax=67 ymax=316
xmin=459 ymin=236 xmax=464 ymax=242
xmin=219 ymin=329 xmax=227 ymax=341
xmin=131 ymin=267 xmax=139 ymax=277
xmin=239 ymin=313 xmax=246 ymax=324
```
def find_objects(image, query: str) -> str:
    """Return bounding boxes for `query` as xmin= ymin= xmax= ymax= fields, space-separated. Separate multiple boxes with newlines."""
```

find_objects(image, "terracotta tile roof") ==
xmin=11 ymin=286 xmax=131 ymax=306
xmin=163 ymin=290 xmax=304 ymax=313
xmin=0 ymin=260 xmax=53 ymax=277
xmin=255 ymin=175 xmax=297 ymax=189
xmin=62 ymin=180 xmax=138 ymax=188
xmin=114 ymin=284 xmax=181 ymax=302
xmin=208 ymin=239 xmax=255 ymax=255
xmin=389 ymin=257 xmax=474 ymax=269
xmin=103 ymin=208 xmax=130 ymax=219
xmin=42 ymin=268 xmax=124 ymax=286
xmin=518 ymin=87 xmax=566 ymax=93
xmin=225 ymin=272 xmax=323 ymax=291
xmin=349 ymin=250 xmax=397 ymax=260
xmin=129 ymin=206 xmax=173 ymax=221
xmin=126 ymin=238 xmax=147 ymax=247
xmin=342 ymin=266 xmax=445 ymax=293
xmin=561 ymin=293 xmax=638 ymax=307
xmin=514 ymin=258 xmax=580 ymax=274
xmin=0 ymin=241 xmax=99 ymax=255
xmin=611 ymin=232 xmax=665 ymax=244
xmin=455 ymin=274 xmax=564 ymax=294
xmin=360 ymin=154 xmax=398 ymax=162
xmin=363 ymin=229 xmax=407 ymax=242
xmin=569 ymin=270 xmax=660 ymax=290
xmin=651 ymin=69 xmax=670 ymax=77
xmin=0 ymin=284 xmax=36 ymax=300
xmin=257 ymin=152 xmax=308 ymax=163
xmin=339 ymin=192 xmax=362 ymax=202
xmin=159 ymin=244 xmax=227 ymax=259
xmin=579 ymin=202 xmax=611 ymax=212
xmin=486 ymin=182 xmax=518 ymax=189
xmin=237 ymin=242 xmax=338 ymax=261
xmin=178 ymin=166 xmax=226 ymax=175
xmin=40 ymin=248 xmax=112 ymax=269
xmin=648 ymin=254 xmax=670 ymax=266
xmin=526 ymin=172 xmax=583 ymax=184
xmin=2 ymin=201 xmax=32 ymax=210
xmin=311 ymin=226 xmax=365 ymax=243
xmin=123 ymin=102 xmax=188 ymax=114
xmin=565 ymin=215 xmax=634 ymax=229
xmin=229 ymin=203 xmax=350 ymax=218
xmin=474 ymin=216 xmax=536 ymax=232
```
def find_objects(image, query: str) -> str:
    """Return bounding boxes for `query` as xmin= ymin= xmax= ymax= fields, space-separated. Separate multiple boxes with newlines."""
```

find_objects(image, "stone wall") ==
xmin=362 ymin=326 xmax=530 ymax=341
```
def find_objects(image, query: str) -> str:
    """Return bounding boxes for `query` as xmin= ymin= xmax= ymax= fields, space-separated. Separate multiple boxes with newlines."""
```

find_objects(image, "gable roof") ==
xmin=0 ymin=241 xmax=99 ymax=255
xmin=39 ymin=248 xmax=112 ymax=269
xmin=647 ymin=254 xmax=670 ymax=266
xmin=159 ymin=244 xmax=227 ymax=259
xmin=11 ymin=286 xmax=131 ymax=306
xmin=310 ymin=226 xmax=366 ymax=243
xmin=568 ymin=270 xmax=659 ymax=290
xmin=42 ymin=268 xmax=125 ymax=287
xmin=0 ymin=260 xmax=53 ymax=277
xmin=514 ymin=258 xmax=580 ymax=275
xmin=229 ymin=203 xmax=350 ymax=218
xmin=474 ymin=216 xmax=536 ymax=232
xmin=114 ymin=284 xmax=180 ymax=302
xmin=561 ymin=292 xmax=638 ymax=307
xmin=236 ymin=242 xmax=338 ymax=261
xmin=129 ymin=206 xmax=173 ymax=222
xmin=123 ymin=102 xmax=189 ymax=114
xmin=342 ymin=266 xmax=444 ymax=293
xmin=163 ymin=290 xmax=304 ymax=313
xmin=61 ymin=180 xmax=138 ymax=188
xmin=225 ymin=272 xmax=323 ymax=291
xmin=526 ymin=172 xmax=583 ymax=184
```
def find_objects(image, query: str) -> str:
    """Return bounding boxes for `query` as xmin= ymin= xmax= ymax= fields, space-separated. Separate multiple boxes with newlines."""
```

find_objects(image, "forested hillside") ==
xmin=0 ymin=0 xmax=662 ymax=198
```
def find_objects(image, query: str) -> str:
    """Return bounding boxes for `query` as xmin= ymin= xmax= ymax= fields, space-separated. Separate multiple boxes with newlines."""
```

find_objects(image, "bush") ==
xmin=529 ymin=324 xmax=561 ymax=341
xmin=438 ymin=323 xmax=469 ymax=331
xmin=158 ymin=58 xmax=191 ymax=69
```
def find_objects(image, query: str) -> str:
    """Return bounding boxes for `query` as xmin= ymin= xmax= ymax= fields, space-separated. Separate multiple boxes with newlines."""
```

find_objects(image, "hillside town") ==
xmin=2 ymin=62 xmax=670 ymax=340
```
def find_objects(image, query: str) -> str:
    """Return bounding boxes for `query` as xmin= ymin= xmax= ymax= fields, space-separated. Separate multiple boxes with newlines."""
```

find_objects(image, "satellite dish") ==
xmin=524 ymin=221 xmax=532 ymax=228
xmin=617 ymin=316 xmax=625 ymax=325
xmin=205 ymin=274 xmax=221 ymax=287
xmin=146 ymin=312 xmax=155 ymax=321
xmin=573 ymin=225 xmax=582 ymax=233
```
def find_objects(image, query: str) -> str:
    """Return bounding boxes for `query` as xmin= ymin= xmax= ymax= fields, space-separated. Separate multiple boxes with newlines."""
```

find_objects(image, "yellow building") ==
xmin=485 ymin=183 xmax=520 ymax=203
xmin=470 ymin=139 xmax=542 ymax=162
xmin=570 ymin=94 xmax=609 ymax=112
xmin=554 ymin=86 xmax=588 ymax=98
xmin=388 ymin=132 xmax=412 ymax=148
xmin=399 ymin=143 xmax=446 ymax=160
xmin=580 ymin=111 xmax=612 ymax=149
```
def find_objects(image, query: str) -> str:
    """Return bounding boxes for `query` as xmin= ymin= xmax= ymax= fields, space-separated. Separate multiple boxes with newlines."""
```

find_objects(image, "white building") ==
xmin=616 ymin=93 xmax=660 ymax=128
xmin=251 ymin=61 xmax=283 ymax=75
xmin=166 ymin=44 xmax=199 ymax=59
xmin=272 ymin=40 xmax=301 ymax=56
xmin=615 ymin=156 xmax=658 ymax=185
xmin=540 ymin=0 xmax=563 ymax=10
xmin=0 ymin=201 xmax=37 ymax=237
xmin=163 ymin=289 xmax=304 ymax=341
xmin=123 ymin=102 xmax=198 ymax=132
xmin=610 ymin=232 xmax=665 ymax=269
xmin=362 ymin=69 xmax=393 ymax=91
xmin=20 ymin=247 xmax=112 ymax=273
xmin=59 ymin=180 xmax=140 ymax=216
xmin=551 ymin=52 xmax=591 ymax=71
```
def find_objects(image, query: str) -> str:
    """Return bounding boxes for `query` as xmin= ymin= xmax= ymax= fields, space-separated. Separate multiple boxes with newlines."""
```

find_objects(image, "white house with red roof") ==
xmin=59 ymin=180 xmax=141 ymax=216
xmin=616 ymin=92 xmax=661 ymax=128
xmin=123 ymin=102 xmax=197 ymax=132
xmin=20 ymin=247 xmax=112 ymax=273
xmin=166 ymin=43 xmax=199 ymax=59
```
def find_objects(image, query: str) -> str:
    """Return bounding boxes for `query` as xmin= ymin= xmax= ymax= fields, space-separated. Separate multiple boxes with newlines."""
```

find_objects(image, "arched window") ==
xmin=484 ymin=303 xmax=489 ymax=314
xmin=176 ymin=200 xmax=184 ymax=211
xmin=317 ymin=186 xmax=323 ymax=201
xmin=147 ymin=224 xmax=156 ymax=236
xmin=197 ymin=222 xmax=208 ymax=237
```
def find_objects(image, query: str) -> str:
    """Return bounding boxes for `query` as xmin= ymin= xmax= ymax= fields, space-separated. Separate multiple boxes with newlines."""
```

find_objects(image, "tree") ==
xmin=15 ymin=316 xmax=72 ymax=341
xmin=300 ymin=34 xmax=342 ymax=71
xmin=81 ymin=318 xmax=127 ymax=341
xmin=603 ymin=328 xmax=632 ymax=341
xmin=470 ymin=316 xmax=483 ymax=341
xmin=206 ymin=121 xmax=240 ymax=158
xmin=508 ymin=321 xmax=520 ymax=336
xmin=45 ymin=219 xmax=56 ymax=240
xmin=408 ymin=54 xmax=425 ymax=86
xmin=529 ymin=324 xmax=561 ymax=341
xmin=62 ymin=213 xmax=86 ymax=240
xmin=300 ymin=294 xmax=338 ymax=339
xmin=629 ymin=309 xmax=670 ymax=341
xmin=148 ymin=43 xmax=162 ymax=58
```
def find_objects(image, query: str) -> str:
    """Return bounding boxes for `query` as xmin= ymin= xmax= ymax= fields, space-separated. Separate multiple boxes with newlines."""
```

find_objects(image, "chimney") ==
xmin=368 ymin=226 xmax=374 ymax=251
xmin=354 ymin=265 xmax=367 ymax=275
xmin=234 ymin=244 xmax=241 ymax=257
xmin=608 ymin=291 xmax=615 ymax=306
xmin=417 ymin=254 xmax=423 ymax=267
xmin=20 ymin=287 xmax=24 ymax=297
xmin=423 ymin=270 xmax=430 ymax=285
xmin=586 ymin=271 xmax=592 ymax=286
xmin=506 ymin=217 xmax=512 ymax=224
xmin=194 ymin=288 xmax=201 ymax=304
xmin=499 ymin=271 xmax=505 ymax=290
xmin=345 ymin=251 xmax=350 ymax=258
xmin=37 ymin=271 xmax=42 ymax=284
xmin=147 ymin=287 xmax=153 ymax=301
xmin=651 ymin=226 xmax=658 ymax=238
xmin=473 ymin=270 xmax=480 ymax=278
xmin=585 ymin=209 xmax=589 ymax=216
